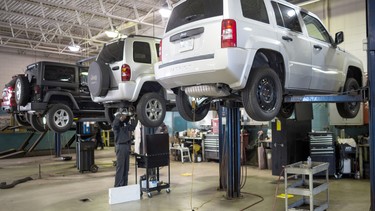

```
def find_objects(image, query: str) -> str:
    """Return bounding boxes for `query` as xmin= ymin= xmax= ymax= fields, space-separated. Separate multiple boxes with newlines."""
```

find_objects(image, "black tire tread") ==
xmin=242 ymin=67 xmax=283 ymax=121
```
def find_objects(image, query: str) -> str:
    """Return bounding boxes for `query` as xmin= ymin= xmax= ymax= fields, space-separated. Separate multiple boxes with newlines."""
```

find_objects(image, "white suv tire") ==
xmin=136 ymin=92 xmax=166 ymax=128
xmin=88 ymin=61 xmax=111 ymax=97
xmin=176 ymin=89 xmax=210 ymax=122
xmin=336 ymin=78 xmax=360 ymax=118
xmin=242 ymin=67 xmax=283 ymax=121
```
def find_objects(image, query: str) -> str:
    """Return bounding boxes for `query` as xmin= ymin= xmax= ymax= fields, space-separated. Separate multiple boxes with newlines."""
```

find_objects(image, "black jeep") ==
xmin=15 ymin=61 xmax=110 ymax=133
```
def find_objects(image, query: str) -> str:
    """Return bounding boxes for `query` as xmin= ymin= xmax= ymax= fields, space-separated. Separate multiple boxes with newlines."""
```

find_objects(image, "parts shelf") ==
xmin=284 ymin=161 xmax=329 ymax=211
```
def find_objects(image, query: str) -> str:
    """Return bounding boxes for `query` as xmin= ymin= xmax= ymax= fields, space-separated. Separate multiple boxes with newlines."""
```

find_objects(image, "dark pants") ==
xmin=114 ymin=144 xmax=131 ymax=187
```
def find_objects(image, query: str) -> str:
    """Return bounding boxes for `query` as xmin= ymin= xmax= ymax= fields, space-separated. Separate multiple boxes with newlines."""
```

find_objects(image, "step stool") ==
xmin=180 ymin=147 xmax=191 ymax=163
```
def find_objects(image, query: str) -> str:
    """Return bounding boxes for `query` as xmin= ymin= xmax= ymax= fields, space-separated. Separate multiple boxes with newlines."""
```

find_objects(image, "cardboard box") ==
xmin=108 ymin=184 xmax=140 ymax=205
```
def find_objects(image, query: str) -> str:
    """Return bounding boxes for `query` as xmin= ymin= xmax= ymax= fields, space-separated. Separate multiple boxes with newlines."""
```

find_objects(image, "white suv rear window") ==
xmin=241 ymin=0 xmax=269 ymax=24
xmin=166 ymin=0 xmax=223 ymax=32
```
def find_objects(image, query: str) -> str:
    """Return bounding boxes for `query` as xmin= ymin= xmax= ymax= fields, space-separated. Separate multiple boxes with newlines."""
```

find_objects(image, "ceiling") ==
xmin=0 ymin=0 xmax=313 ymax=62
xmin=0 ymin=0 xmax=174 ymax=61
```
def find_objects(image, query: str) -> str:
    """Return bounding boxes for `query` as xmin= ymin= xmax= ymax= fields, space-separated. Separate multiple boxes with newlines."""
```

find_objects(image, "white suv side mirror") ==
xmin=335 ymin=31 xmax=344 ymax=45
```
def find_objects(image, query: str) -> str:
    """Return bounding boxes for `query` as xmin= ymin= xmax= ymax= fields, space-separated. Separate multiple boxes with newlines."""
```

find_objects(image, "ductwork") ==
xmin=184 ymin=84 xmax=230 ymax=98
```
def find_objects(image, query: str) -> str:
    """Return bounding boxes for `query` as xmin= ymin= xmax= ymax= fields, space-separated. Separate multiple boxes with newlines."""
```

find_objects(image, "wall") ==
xmin=0 ymin=49 xmax=76 ymax=93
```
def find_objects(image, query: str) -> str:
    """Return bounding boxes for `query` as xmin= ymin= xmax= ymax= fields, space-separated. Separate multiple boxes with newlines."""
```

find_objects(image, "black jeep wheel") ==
xmin=29 ymin=114 xmax=47 ymax=132
xmin=46 ymin=104 xmax=74 ymax=133
xmin=136 ymin=93 xmax=166 ymax=128
xmin=242 ymin=67 xmax=282 ymax=121
xmin=336 ymin=78 xmax=361 ymax=118
xmin=88 ymin=61 xmax=111 ymax=97
xmin=277 ymin=102 xmax=295 ymax=119
xmin=105 ymin=107 xmax=118 ymax=124
xmin=98 ymin=121 xmax=112 ymax=130
xmin=176 ymin=89 xmax=210 ymax=122
xmin=15 ymin=76 xmax=30 ymax=106
xmin=14 ymin=113 xmax=30 ymax=126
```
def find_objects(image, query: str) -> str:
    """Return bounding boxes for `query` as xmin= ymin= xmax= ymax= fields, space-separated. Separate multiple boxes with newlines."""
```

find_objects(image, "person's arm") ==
xmin=126 ymin=117 xmax=137 ymax=131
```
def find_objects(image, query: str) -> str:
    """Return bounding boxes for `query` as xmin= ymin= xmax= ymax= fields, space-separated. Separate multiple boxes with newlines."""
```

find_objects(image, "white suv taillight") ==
xmin=159 ymin=40 xmax=162 ymax=62
xmin=221 ymin=19 xmax=237 ymax=48
xmin=121 ymin=64 xmax=131 ymax=81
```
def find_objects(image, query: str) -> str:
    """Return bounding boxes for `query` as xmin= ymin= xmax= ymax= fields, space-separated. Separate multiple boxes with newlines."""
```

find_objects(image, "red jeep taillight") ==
xmin=159 ymin=40 xmax=162 ymax=61
xmin=121 ymin=64 xmax=131 ymax=81
xmin=221 ymin=19 xmax=237 ymax=48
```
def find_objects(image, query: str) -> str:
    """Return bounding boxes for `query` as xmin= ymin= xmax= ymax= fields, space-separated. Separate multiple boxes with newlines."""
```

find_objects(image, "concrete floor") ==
xmin=0 ymin=148 xmax=370 ymax=211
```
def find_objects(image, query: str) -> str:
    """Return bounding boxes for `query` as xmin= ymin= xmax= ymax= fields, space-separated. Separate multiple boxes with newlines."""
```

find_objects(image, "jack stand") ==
xmin=219 ymin=101 xmax=241 ymax=199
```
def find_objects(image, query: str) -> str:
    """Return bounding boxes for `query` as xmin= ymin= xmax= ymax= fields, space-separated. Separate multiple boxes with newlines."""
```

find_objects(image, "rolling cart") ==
xmin=135 ymin=133 xmax=170 ymax=198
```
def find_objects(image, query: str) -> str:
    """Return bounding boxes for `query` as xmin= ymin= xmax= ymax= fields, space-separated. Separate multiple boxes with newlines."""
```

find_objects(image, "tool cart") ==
xmin=135 ymin=133 xmax=171 ymax=198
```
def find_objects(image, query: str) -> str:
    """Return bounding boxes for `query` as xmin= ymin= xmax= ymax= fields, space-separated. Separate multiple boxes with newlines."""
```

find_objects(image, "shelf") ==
xmin=287 ymin=180 xmax=328 ymax=196
xmin=285 ymin=161 xmax=329 ymax=211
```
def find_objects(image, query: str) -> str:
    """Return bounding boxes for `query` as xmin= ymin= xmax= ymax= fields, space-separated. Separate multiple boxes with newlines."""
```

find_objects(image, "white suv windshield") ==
xmin=166 ymin=0 xmax=223 ymax=32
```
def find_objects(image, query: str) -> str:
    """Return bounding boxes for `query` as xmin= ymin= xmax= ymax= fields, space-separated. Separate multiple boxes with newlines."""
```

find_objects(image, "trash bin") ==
xmin=76 ymin=135 xmax=97 ymax=173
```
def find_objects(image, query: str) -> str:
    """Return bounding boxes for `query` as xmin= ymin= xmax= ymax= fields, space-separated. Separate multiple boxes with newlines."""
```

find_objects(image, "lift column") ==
xmin=367 ymin=0 xmax=375 ymax=208
xmin=219 ymin=102 xmax=241 ymax=199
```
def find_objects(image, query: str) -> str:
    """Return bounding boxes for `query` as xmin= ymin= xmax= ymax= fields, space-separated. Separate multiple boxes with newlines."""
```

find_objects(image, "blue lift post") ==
xmin=367 ymin=0 xmax=375 ymax=209
xmin=219 ymin=102 xmax=241 ymax=199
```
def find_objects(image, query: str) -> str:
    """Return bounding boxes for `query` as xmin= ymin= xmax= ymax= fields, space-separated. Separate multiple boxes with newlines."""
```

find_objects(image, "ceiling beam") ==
xmin=15 ymin=0 xmax=165 ymax=29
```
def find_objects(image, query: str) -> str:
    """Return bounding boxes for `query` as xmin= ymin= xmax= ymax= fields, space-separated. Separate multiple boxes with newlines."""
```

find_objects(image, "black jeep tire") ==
xmin=88 ymin=61 xmax=111 ymax=97
xmin=15 ymin=76 xmax=31 ymax=106
xmin=336 ymin=78 xmax=361 ymax=118
xmin=29 ymin=114 xmax=47 ymax=132
xmin=14 ymin=113 xmax=30 ymax=126
xmin=98 ymin=121 xmax=112 ymax=130
xmin=46 ymin=104 xmax=74 ymax=133
xmin=277 ymin=103 xmax=295 ymax=119
xmin=136 ymin=93 xmax=166 ymax=128
xmin=176 ymin=89 xmax=210 ymax=122
xmin=105 ymin=107 xmax=118 ymax=124
xmin=242 ymin=67 xmax=282 ymax=121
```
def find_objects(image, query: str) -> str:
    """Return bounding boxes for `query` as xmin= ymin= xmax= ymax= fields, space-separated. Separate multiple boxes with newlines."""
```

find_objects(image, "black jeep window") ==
xmin=97 ymin=40 xmax=124 ymax=64
xmin=272 ymin=2 xmax=302 ymax=33
xmin=241 ymin=0 xmax=269 ymax=24
xmin=44 ymin=65 xmax=75 ymax=83
xmin=166 ymin=0 xmax=223 ymax=32
xmin=301 ymin=12 xmax=331 ymax=43
xmin=133 ymin=42 xmax=151 ymax=64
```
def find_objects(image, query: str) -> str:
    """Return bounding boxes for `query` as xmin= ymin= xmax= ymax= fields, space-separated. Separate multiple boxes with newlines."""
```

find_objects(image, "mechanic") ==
xmin=112 ymin=113 xmax=137 ymax=187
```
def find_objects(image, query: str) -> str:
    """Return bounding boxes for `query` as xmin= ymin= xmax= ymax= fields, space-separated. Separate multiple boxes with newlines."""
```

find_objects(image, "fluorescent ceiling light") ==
xmin=68 ymin=45 xmax=80 ymax=52
xmin=105 ymin=30 xmax=119 ymax=38
xmin=159 ymin=8 xmax=171 ymax=18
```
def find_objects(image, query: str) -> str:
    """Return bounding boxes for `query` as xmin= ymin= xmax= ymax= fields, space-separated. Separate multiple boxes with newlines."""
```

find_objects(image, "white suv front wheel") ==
xmin=242 ymin=67 xmax=283 ymax=121
xmin=136 ymin=93 xmax=166 ymax=128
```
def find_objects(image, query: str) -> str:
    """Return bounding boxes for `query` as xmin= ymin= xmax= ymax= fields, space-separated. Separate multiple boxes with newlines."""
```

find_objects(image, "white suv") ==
xmin=155 ymin=0 xmax=364 ymax=121
xmin=88 ymin=35 xmax=172 ymax=127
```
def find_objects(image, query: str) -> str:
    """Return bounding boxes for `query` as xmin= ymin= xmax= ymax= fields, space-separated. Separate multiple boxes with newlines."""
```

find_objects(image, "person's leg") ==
xmin=123 ymin=144 xmax=130 ymax=186
xmin=114 ymin=144 xmax=126 ymax=187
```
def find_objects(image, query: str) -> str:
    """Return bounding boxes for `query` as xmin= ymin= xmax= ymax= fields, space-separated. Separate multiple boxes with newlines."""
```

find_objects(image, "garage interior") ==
xmin=0 ymin=0 xmax=374 ymax=211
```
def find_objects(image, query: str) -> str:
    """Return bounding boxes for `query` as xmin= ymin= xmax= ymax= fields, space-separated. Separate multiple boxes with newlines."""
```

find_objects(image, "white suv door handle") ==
xmin=282 ymin=36 xmax=293 ymax=42
xmin=313 ymin=45 xmax=322 ymax=50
